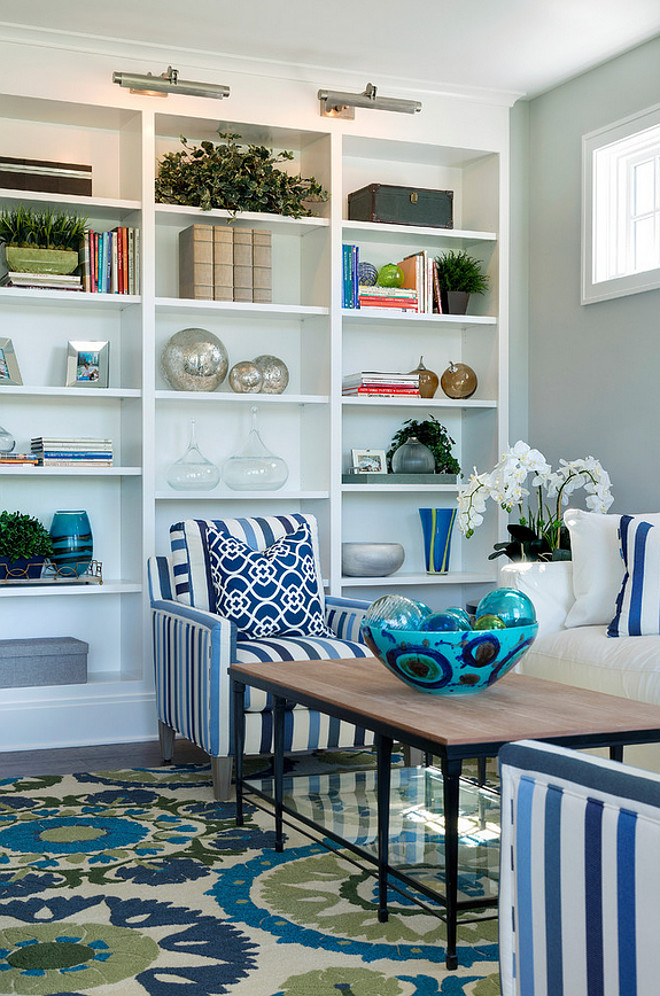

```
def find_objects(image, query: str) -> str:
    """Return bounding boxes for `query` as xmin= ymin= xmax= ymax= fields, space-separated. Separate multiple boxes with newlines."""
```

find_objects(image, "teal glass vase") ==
xmin=49 ymin=510 xmax=93 ymax=577
xmin=419 ymin=507 xmax=456 ymax=574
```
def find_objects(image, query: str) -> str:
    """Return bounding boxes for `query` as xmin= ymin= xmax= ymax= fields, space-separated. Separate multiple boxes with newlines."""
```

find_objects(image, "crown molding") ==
xmin=0 ymin=22 xmax=523 ymax=107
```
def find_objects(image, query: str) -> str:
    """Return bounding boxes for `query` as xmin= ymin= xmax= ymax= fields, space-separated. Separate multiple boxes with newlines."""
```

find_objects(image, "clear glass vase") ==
xmin=0 ymin=425 xmax=15 ymax=453
xmin=222 ymin=406 xmax=289 ymax=491
xmin=167 ymin=419 xmax=220 ymax=491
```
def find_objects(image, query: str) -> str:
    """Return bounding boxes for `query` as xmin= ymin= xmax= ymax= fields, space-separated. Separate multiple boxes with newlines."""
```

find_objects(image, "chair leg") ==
xmin=158 ymin=720 xmax=176 ymax=764
xmin=211 ymin=756 xmax=234 ymax=801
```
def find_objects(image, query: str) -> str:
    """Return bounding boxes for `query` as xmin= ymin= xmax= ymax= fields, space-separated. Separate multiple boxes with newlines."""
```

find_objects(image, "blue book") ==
xmin=342 ymin=244 xmax=354 ymax=308
xmin=351 ymin=244 xmax=359 ymax=308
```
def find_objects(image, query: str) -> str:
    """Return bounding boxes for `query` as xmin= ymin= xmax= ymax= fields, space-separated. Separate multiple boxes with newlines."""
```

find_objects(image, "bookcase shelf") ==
xmin=0 ymin=78 xmax=508 ymax=753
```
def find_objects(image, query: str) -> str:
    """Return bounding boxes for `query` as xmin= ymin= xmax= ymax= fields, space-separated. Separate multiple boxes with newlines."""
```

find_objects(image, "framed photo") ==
xmin=0 ymin=338 xmax=22 ymax=386
xmin=351 ymin=448 xmax=387 ymax=474
xmin=66 ymin=340 xmax=109 ymax=388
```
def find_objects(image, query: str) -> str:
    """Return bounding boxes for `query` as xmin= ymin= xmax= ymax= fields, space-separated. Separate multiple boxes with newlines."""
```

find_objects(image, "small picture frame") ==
xmin=66 ymin=340 xmax=109 ymax=388
xmin=0 ymin=338 xmax=22 ymax=386
xmin=351 ymin=448 xmax=387 ymax=474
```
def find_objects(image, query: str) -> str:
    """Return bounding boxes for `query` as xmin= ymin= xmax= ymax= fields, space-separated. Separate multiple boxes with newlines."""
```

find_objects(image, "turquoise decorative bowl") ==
xmin=362 ymin=621 xmax=538 ymax=695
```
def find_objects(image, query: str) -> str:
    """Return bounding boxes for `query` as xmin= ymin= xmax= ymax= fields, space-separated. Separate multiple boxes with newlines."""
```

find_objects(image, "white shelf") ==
xmin=156 ymin=391 xmax=328 ymax=405
xmin=0 ymin=188 xmax=141 ymax=219
xmin=0 ymin=287 xmax=141 ymax=309
xmin=0 ymin=466 xmax=141 ymax=476
xmin=156 ymin=297 xmax=328 ymax=319
xmin=156 ymin=203 xmax=329 ymax=234
xmin=342 ymin=219 xmax=496 ymax=247
xmin=341 ymin=397 xmax=497 ymax=409
xmin=341 ymin=571 xmax=496 ymax=587
xmin=155 ymin=490 xmax=329 ymax=501
xmin=0 ymin=580 xmax=142 ymax=597
xmin=342 ymin=483 xmax=459 ymax=493
xmin=341 ymin=309 xmax=496 ymax=327
xmin=0 ymin=386 xmax=141 ymax=399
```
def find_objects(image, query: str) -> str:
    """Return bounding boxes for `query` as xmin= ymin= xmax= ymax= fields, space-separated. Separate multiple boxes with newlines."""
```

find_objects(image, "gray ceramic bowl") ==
xmin=341 ymin=542 xmax=405 ymax=577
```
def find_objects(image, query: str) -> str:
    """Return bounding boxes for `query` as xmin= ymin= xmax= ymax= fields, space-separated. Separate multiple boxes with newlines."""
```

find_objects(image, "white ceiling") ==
xmin=4 ymin=0 xmax=660 ymax=100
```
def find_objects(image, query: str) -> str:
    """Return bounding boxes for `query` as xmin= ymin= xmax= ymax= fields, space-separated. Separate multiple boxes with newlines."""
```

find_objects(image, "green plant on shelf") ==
xmin=0 ymin=204 xmax=88 ymax=250
xmin=155 ymin=131 xmax=328 ymax=218
xmin=387 ymin=415 xmax=461 ymax=476
xmin=0 ymin=510 xmax=53 ymax=561
xmin=434 ymin=249 xmax=489 ymax=294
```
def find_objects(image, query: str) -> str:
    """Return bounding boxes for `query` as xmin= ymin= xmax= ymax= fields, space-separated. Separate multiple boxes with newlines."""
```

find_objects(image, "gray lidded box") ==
xmin=0 ymin=637 xmax=88 ymax=688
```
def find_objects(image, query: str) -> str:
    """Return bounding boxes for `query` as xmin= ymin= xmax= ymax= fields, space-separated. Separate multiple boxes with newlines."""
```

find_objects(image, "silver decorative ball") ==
xmin=253 ymin=354 xmax=289 ymax=394
xmin=161 ymin=328 xmax=229 ymax=392
xmin=229 ymin=360 xmax=264 ymax=393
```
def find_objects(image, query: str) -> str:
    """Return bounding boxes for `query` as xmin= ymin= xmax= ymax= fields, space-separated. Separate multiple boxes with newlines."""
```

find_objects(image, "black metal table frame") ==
xmin=231 ymin=671 xmax=660 ymax=970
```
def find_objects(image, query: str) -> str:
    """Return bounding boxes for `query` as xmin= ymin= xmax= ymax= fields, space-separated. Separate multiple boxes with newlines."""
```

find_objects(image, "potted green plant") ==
xmin=155 ymin=131 xmax=327 ymax=218
xmin=387 ymin=416 xmax=461 ymax=478
xmin=0 ymin=204 xmax=87 ymax=275
xmin=434 ymin=249 xmax=490 ymax=315
xmin=0 ymin=509 xmax=54 ymax=580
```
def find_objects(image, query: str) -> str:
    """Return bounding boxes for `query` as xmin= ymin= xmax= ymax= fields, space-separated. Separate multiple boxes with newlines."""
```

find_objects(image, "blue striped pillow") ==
xmin=207 ymin=520 xmax=333 ymax=639
xmin=608 ymin=515 xmax=660 ymax=636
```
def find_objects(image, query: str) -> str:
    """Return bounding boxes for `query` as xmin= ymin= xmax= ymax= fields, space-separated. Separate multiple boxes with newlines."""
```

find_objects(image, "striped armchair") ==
xmin=499 ymin=739 xmax=660 ymax=996
xmin=148 ymin=513 xmax=373 ymax=800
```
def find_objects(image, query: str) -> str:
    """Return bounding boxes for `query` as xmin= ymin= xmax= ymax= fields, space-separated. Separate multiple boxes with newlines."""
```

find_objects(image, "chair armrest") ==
xmin=325 ymin=595 xmax=372 ymax=643
xmin=151 ymin=599 xmax=237 ymax=756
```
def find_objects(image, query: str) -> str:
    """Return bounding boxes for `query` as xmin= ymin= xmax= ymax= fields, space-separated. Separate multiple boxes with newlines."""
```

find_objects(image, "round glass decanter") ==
xmin=167 ymin=418 xmax=220 ymax=491
xmin=222 ymin=406 xmax=289 ymax=491
xmin=0 ymin=424 xmax=15 ymax=453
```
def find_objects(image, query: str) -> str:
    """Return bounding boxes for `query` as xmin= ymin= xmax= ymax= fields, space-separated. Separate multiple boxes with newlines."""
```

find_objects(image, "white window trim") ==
xmin=582 ymin=102 xmax=660 ymax=305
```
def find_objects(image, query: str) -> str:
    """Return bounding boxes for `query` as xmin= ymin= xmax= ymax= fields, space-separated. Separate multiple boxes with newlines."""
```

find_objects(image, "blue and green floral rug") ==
xmin=0 ymin=753 xmax=501 ymax=995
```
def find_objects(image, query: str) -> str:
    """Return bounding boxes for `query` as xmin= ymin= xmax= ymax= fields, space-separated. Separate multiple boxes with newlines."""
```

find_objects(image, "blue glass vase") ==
xmin=419 ymin=507 xmax=456 ymax=574
xmin=49 ymin=510 xmax=93 ymax=577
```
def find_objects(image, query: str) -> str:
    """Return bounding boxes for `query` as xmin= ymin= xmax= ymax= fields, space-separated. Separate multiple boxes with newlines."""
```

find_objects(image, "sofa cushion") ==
xmin=608 ymin=515 xmax=660 ymax=637
xmin=235 ymin=632 xmax=369 ymax=712
xmin=208 ymin=520 xmax=332 ymax=639
xmin=563 ymin=509 xmax=623 ymax=628
xmin=501 ymin=561 xmax=575 ymax=639
xmin=169 ymin=513 xmax=324 ymax=612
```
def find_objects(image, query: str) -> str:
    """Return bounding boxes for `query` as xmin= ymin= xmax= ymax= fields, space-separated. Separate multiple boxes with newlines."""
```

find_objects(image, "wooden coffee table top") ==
xmin=230 ymin=656 xmax=660 ymax=756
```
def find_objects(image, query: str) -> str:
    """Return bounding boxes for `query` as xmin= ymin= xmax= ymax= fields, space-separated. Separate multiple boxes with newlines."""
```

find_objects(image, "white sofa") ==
xmin=501 ymin=508 xmax=660 ymax=773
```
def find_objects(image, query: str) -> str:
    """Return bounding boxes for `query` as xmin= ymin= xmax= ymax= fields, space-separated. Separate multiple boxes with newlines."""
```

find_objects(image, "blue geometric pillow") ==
xmin=206 ymin=520 xmax=333 ymax=638
xmin=608 ymin=515 xmax=660 ymax=637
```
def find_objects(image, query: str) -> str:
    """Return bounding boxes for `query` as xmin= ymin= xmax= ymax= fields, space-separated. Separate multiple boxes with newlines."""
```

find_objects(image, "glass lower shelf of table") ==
xmin=244 ymin=765 xmax=500 ymax=908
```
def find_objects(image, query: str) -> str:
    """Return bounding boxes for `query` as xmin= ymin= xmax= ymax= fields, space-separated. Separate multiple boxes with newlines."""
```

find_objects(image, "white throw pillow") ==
xmin=500 ymin=561 xmax=575 ymax=639
xmin=563 ymin=510 xmax=623 ymax=628
xmin=563 ymin=509 xmax=660 ymax=628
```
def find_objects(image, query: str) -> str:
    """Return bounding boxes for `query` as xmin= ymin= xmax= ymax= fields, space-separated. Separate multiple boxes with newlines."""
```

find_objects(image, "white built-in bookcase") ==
xmin=0 ymin=91 xmax=507 ymax=751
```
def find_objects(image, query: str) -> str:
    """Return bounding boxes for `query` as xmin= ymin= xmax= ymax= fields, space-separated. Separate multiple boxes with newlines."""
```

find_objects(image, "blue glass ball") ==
xmin=476 ymin=587 xmax=536 ymax=628
xmin=357 ymin=262 xmax=378 ymax=286
xmin=364 ymin=594 xmax=431 ymax=631
xmin=444 ymin=606 xmax=472 ymax=628
xmin=422 ymin=612 xmax=471 ymax=632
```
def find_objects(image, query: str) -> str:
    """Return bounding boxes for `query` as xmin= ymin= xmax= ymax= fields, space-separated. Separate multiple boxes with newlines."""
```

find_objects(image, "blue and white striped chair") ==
xmin=148 ymin=513 xmax=373 ymax=800
xmin=499 ymin=739 xmax=660 ymax=996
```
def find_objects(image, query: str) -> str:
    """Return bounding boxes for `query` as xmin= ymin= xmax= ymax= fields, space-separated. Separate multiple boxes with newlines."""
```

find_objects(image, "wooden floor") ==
xmin=0 ymin=739 xmax=209 ymax=778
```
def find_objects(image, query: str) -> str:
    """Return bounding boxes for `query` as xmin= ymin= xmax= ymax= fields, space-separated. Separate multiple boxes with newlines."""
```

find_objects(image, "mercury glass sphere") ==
xmin=364 ymin=594 xmax=431 ymax=631
xmin=161 ymin=328 xmax=229 ymax=392
xmin=253 ymin=354 xmax=289 ymax=394
xmin=229 ymin=360 xmax=264 ymax=393
xmin=476 ymin=587 xmax=537 ymax=628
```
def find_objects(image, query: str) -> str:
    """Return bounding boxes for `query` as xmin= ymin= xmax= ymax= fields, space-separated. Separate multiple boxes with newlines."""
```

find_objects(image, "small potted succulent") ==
xmin=434 ymin=249 xmax=490 ymax=315
xmin=0 ymin=204 xmax=87 ymax=275
xmin=0 ymin=509 xmax=54 ymax=580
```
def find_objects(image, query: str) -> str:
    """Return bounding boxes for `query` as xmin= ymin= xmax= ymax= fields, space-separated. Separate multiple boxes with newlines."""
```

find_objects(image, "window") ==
xmin=582 ymin=104 xmax=660 ymax=304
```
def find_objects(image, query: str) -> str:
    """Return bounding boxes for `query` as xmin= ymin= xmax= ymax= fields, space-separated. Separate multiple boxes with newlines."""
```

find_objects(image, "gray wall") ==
xmin=524 ymin=36 xmax=660 ymax=513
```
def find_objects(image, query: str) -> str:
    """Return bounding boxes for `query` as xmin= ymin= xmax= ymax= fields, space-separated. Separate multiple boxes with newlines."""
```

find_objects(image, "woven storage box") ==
xmin=0 ymin=637 xmax=88 ymax=688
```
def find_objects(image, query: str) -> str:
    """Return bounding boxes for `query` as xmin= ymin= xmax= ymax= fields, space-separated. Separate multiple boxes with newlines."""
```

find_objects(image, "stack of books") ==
xmin=0 ymin=452 xmax=39 ymax=465
xmin=342 ymin=371 xmax=421 ymax=397
xmin=179 ymin=224 xmax=272 ymax=303
xmin=396 ymin=251 xmax=442 ymax=315
xmin=78 ymin=227 xmax=140 ymax=295
xmin=357 ymin=285 xmax=419 ymax=311
xmin=30 ymin=437 xmax=114 ymax=467
xmin=0 ymin=271 xmax=82 ymax=291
